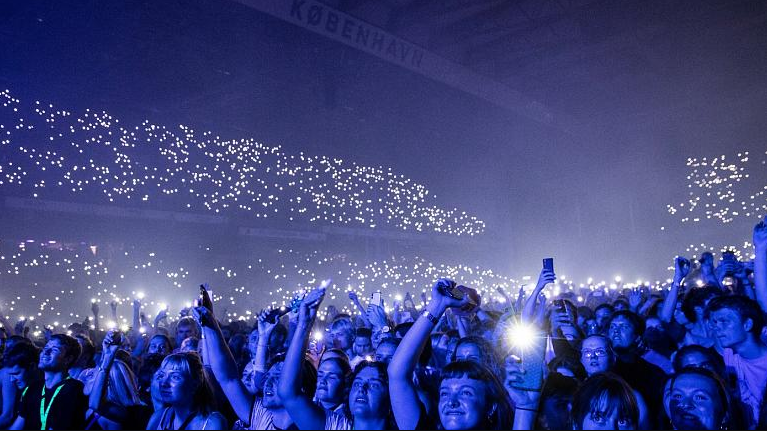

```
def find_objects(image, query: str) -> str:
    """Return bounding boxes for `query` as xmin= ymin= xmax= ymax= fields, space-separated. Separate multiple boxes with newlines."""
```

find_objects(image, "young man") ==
xmin=706 ymin=295 xmax=767 ymax=428
xmin=9 ymin=334 xmax=88 ymax=430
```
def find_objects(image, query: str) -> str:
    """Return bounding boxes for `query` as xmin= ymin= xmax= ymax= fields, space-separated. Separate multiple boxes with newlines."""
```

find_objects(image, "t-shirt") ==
xmin=723 ymin=348 xmax=767 ymax=428
xmin=324 ymin=411 xmax=352 ymax=430
xmin=239 ymin=398 xmax=297 ymax=430
xmin=19 ymin=378 xmax=88 ymax=430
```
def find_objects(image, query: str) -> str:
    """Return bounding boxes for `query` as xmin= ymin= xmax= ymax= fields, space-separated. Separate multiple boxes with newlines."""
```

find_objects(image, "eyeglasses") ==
xmin=581 ymin=348 xmax=608 ymax=359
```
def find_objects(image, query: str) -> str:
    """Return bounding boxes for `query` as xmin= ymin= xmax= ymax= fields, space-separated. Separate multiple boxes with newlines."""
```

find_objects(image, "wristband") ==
xmin=421 ymin=310 xmax=439 ymax=325
xmin=515 ymin=406 xmax=538 ymax=412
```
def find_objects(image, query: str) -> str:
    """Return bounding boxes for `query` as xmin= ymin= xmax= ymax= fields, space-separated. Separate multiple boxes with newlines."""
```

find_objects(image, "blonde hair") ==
xmin=107 ymin=359 xmax=145 ymax=407
xmin=159 ymin=352 xmax=216 ymax=415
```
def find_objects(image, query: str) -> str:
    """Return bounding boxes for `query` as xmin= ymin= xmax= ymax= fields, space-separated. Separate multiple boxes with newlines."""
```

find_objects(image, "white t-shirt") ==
xmin=723 ymin=348 xmax=767 ymax=428
xmin=324 ymin=411 xmax=352 ymax=430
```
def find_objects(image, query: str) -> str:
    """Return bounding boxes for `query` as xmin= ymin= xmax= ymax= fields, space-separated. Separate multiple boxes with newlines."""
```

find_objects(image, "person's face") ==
xmin=608 ymin=316 xmax=637 ymax=350
xmin=176 ymin=324 xmax=195 ymax=343
xmin=454 ymin=343 xmax=482 ymax=363
xmin=678 ymin=351 xmax=717 ymax=373
xmin=595 ymin=308 xmax=612 ymax=331
xmin=353 ymin=336 xmax=373 ymax=357
xmin=349 ymin=366 xmax=388 ymax=418
xmin=581 ymin=337 xmax=611 ymax=376
xmin=666 ymin=374 xmax=724 ymax=430
xmin=329 ymin=326 xmax=353 ymax=350
xmin=156 ymin=365 xmax=194 ymax=405
xmin=6 ymin=364 xmax=30 ymax=390
xmin=580 ymin=405 xmax=635 ymax=430
xmin=439 ymin=376 xmax=491 ymax=430
xmin=315 ymin=360 xmax=346 ymax=404
xmin=39 ymin=339 xmax=71 ymax=372
xmin=709 ymin=308 xmax=749 ymax=348
xmin=262 ymin=363 xmax=284 ymax=409
xmin=374 ymin=342 xmax=396 ymax=365
xmin=241 ymin=362 xmax=258 ymax=395
xmin=148 ymin=337 xmax=169 ymax=355
xmin=247 ymin=330 xmax=259 ymax=357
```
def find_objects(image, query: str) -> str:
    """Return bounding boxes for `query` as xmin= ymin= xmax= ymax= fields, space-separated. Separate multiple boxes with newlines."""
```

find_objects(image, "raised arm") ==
xmin=388 ymin=279 xmax=468 ymax=430
xmin=88 ymin=330 xmax=122 ymax=429
xmin=348 ymin=291 xmax=371 ymax=327
xmin=753 ymin=217 xmax=767 ymax=313
xmin=192 ymin=303 xmax=254 ymax=423
xmin=522 ymin=268 xmax=556 ymax=323
xmin=277 ymin=287 xmax=328 ymax=430
xmin=660 ymin=257 xmax=689 ymax=323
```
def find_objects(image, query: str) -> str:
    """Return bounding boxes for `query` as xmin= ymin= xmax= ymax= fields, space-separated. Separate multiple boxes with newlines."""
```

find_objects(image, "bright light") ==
xmin=107 ymin=321 xmax=116 ymax=329
xmin=507 ymin=323 xmax=537 ymax=350
xmin=136 ymin=292 xmax=145 ymax=299
xmin=139 ymin=326 xmax=146 ymax=334
xmin=614 ymin=276 xmax=622 ymax=283
xmin=313 ymin=331 xmax=323 ymax=341
xmin=696 ymin=279 xmax=705 ymax=287
xmin=120 ymin=324 xmax=129 ymax=332
xmin=158 ymin=303 xmax=167 ymax=311
xmin=394 ymin=294 xmax=403 ymax=301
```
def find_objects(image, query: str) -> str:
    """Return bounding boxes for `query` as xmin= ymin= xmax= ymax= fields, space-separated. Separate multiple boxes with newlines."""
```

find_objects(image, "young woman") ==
xmin=193 ymin=293 xmax=316 ymax=430
xmin=664 ymin=367 xmax=732 ymax=430
xmin=570 ymin=373 xmax=639 ymax=430
xmin=388 ymin=278 xmax=513 ymax=430
xmin=278 ymin=286 xmax=394 ymax=430
xmin=146 ymin=353 xmax=226 ymax=430
xmin=87 ymin=330 xmax=152 ymax=430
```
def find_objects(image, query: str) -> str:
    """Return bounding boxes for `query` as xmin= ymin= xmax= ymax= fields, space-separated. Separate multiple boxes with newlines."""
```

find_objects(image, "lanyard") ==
xmin=40 ymin=377 xmax=69 ymax=430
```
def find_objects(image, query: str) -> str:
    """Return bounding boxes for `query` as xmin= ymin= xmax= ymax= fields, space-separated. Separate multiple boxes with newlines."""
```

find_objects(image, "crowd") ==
xmin=0 ymin=216 xmax=766 ymax=430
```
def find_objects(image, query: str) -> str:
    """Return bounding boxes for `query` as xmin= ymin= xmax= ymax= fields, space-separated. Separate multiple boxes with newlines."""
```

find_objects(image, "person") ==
xmin=595 ymin=304 xmax=614 ymax=334
xmin=351 ymin=327 xmax=374 ymax=366
xmin=579 ymin=334 xmax=650 ymax=428
xmin=706 ymin=294 xmax=767 ymax=428
xmin=174 ymin=317 xmax=199 ymax=352
xmin=193 ymin=293 xmax=312 ymax=430
xmin=146 ymin=352 xmax=227 ymax=430
xmin=179 ymin=337 xmax=200 ymax=353
xmin=373 ymin=339 xmax=399 ymax=365
xmin=279 ymin=286 xmax=393 ymax=429
xmin=327 ymin=317 xmax=355 ymax=359
xmin=663 ymin=367 xmax=732 ymax=430
xmin=9 ymin=334 xmax=88 ymax=430
xmin=0 ymin=342 xmax=42 ymax=428
xmin=71 ymin=334 xmax=96 ymax=382
xmin=313 ymin=356 xmax=351 ymax=413
xmin=570 ymin=372 xmax=639 ymax=430
xmin=388 ymin=278 xmax=513 ymax=430
xmin=87 ymin=329 xmax=152 ymax=430
xmin=671 ymin=344 xmax=725 ymax=375
xmin=607 ymin=310 xmax=666 ymax=425
xmin=452 ymin=335 xmax=501 ymax=376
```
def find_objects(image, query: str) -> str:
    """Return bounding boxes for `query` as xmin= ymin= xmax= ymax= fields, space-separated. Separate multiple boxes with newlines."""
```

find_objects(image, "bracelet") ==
xmin=421 ymin=310 xmax=439 ymax=325
xmin=515 ymin=406 xmax=538 ymax=412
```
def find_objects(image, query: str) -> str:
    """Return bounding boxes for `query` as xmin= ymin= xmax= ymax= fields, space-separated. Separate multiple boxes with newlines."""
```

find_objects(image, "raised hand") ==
xmin=101 ymin=329 xmax=121 ymax=363
xmin=133 ymin=299 xmax=141 ymax=311
xmin=430 ymin=278 xmax=470 ymax=311
xmin=91 ymin=301 xmax=100 ymax=316
xmin=366 ymin=304 xmax=388 ymax=329
xmin=674 ymin=256 xmax=691 ymax=284
xmin=535 ymin=268 xmax=556 ymax=292
xmin=348 ymin=291 xmax=359 ymax=303
xmin=257 ymin=309 xmax=278 ymax=338
xmin=298 ymin=287 xmax=326 ymax=327
xmin=192 ymin=305 xmax=216 ymax=328
xmin=628 ymin=288 xmax=643 ymax=311
xmin=200 ymin=283 xmax=214 ymax=311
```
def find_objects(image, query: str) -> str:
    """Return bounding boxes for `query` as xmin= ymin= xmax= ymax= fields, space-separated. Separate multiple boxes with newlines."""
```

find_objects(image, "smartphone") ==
xmin=371 ymin=291 xmax=383 ymax=307
xmin=543 ymin=258 xmax=554 ymax=272
xmin=510 ymin=330 xmax=546 ymax=391
xmin=722 ymin=251 xmax=737 ymax=263
xmin=110 ymin=331 xmax=123 ymax=346
xmin=437 ymin=280 xmax=465 ymax=300
xmin=553 ymin=299 xmax=567 ymax=313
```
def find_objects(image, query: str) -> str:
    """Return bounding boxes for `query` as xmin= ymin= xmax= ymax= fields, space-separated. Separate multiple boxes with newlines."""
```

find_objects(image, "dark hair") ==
xmin=50 ymin=334 xmax=81 ymax=368
xmin=672 ymin=345 xmax=725 ymax=376
xmin=74 ymin=334 xmax=95 ymax=367
xmin=159 ymin=353 xmax=217 ymax=415
xmin=682 ymin=286 xmax=722 ymax=322
xmin=149 ymin=334 xmax=173 ymax=352
xmin=548 ymin=354 xmax=587 ymax=381
xmin=267 ymin=353 xmax=317 ymax=396
xmin=571 ymin=373 xmax=638 ymax=430
xmin=595 ymin=304 xmax=614 ymax=315
xmin=394 ymin=322 xmax=414 ymax=338
xmin=348 ymin=360 xmax=395 ymax=427
xmin=452 ymin=336 xmax=500 ymax=375
xmin=355 ymin=327 xmax=372 ymax=339
xmin=577 ymin=306 xmax=594 ymax=321
xmin=666 ymin=368 xmax=731 ymax=429
xmin=322 ymin=348 xmax=350 ymax=363
xmin=705 ymin=295 xmax=764 ymax=334
xmin=608 ymin=310 xmax=645 ymax=338
xmin=440 ymin=361 xmax=513 ymax=430
xmin=2 ymin=342 xmax=40 ymax=369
